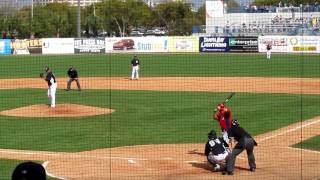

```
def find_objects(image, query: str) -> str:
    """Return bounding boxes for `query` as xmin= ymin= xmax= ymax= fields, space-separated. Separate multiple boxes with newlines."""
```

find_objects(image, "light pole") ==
xmin=77 ymin=0 xmax=81 ymax=37
xmin=31 ymin=0 xmax=33 ymax=19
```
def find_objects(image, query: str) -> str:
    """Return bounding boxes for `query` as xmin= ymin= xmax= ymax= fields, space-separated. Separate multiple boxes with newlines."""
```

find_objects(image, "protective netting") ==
xmin=0 ymin=0 xmax=319 ymax=179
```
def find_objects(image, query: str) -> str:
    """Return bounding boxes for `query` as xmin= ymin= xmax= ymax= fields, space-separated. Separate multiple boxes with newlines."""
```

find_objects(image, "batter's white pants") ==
xmin=131 ymin=66 xmax=139 ymax=80
xmin=48 ymin=83 xmax=57 ymax=108
xmin=222 ymin=130 xmax=230 ymax=144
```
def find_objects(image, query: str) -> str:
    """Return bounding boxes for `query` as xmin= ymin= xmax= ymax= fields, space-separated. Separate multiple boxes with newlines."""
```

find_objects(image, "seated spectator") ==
xmin=2 ymin=31 xmax=7 ymax=39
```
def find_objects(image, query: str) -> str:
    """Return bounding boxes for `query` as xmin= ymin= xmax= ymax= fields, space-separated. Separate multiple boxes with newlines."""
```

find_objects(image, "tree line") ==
xmin=1 ymin=0 xmax=316 ymax=38
xmin=0 ymin=0 xmax=205 ymax=39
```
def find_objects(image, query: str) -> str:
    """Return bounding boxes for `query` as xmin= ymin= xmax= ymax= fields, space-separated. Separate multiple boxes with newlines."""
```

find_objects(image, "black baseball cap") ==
xmin=12 ymin=161 xmax=46 ymax=180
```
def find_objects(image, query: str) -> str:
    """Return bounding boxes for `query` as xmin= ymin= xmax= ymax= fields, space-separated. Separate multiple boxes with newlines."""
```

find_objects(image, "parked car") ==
xmin=145 ymin=29 xmax=156 ymax=36
xmin=130 ymin=30 xmax=144 ymax=37
xmin=113 ymin=39 xmax=135 ymax=50
xmin=153 ymin=28 xmax=167 ymax=36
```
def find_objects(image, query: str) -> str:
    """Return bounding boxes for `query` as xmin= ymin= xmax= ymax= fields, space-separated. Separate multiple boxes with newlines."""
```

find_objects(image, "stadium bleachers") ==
xmin=203 ymin=5 xmax=320 ymax=36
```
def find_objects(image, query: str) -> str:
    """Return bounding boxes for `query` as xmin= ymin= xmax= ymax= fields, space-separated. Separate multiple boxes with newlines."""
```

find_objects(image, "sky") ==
xmin=0 ymin=0 xmax=30 ymax=8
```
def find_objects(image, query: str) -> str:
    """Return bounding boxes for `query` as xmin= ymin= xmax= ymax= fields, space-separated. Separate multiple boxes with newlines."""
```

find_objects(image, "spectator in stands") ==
xmin=225 ymin=21 xmax=231 ymax=35
xmin=10 ymin=33 xmax=15 ymax=40
xmin=2 ymin=31 xmax=7 ymax=39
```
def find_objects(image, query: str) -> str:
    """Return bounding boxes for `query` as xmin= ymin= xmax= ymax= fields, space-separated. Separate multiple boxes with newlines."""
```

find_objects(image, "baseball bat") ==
xmin=223 ymin=92 xmax=235 ymax=104
xmin=214 ymin=92 xmax=235 ymax=112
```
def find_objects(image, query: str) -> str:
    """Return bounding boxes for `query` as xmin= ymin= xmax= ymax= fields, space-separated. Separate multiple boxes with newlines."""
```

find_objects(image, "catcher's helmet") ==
xmin=208 ymin=129 xmax=217 ymax=139
xmin=44 ymin=67 xmax=50 ymax=72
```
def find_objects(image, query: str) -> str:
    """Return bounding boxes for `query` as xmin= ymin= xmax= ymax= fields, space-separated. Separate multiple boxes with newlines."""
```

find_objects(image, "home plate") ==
xmin=185 ymin=160 xmax=198 ymax=163
xmin=128 ymin=159 xmax=136 ymax=164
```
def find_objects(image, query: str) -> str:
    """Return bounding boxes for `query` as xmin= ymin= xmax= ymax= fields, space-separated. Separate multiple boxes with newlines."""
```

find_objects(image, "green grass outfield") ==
xmin=0 ymin=89 xmax=319 ymax=152
xmin=293 ymin=136 xmax=320 ymax=151
xmin=0 ymin=53 xmax=319 ymax=78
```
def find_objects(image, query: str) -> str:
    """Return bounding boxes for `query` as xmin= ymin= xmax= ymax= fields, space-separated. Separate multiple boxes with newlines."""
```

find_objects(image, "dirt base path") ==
xmin=0 ymin=117 xmax=318 ymax=180
xmin=0 ymin=77 xmax=319 ymax=94
xmin=0 ymin=77 xmax=319 ymax=179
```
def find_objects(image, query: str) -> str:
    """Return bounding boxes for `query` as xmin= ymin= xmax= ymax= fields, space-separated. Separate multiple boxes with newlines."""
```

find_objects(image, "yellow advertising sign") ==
xmin=168 ymin=36 xmax=199 ymax=52
xmin=11 ymin=39 xmax=43 ymax=54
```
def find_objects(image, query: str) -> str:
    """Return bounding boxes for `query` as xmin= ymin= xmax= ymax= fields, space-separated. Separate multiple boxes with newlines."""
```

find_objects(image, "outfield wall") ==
xmin=1 ymin=36 xmax=320 ymax=55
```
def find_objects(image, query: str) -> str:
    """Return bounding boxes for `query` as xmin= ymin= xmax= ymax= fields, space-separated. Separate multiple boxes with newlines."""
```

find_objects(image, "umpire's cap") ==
xmin=208 ymin=129 xmax=217 ymax=139
xmin=232 ymin=119 xmax=239 ymax=126
xmin=12 ymin=161 xmax=46 ymax=180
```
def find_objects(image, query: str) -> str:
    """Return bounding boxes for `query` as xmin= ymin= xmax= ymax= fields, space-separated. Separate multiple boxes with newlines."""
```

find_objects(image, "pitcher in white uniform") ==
xmin=44 ymin=67 xmax=57 ymax=108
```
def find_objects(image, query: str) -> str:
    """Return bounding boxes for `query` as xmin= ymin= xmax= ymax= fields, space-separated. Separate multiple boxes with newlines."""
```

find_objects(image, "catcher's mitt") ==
xmin=40 ymin=73 xmax=44 ymax=78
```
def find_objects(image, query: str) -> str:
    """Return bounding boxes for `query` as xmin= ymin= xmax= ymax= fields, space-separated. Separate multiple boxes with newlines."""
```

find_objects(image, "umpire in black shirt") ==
xmin=223 ymin=120 xmax=257 ymax=175
xmin=66 ymin=67 xmax=81 ymax=91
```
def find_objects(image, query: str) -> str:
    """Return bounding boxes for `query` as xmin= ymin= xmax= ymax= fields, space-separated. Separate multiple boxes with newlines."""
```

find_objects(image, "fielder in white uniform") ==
xmin=131 ymin=55 xmax=140 ymax=80
xmin=44 ymin=67 xmax=57 ymax=108
xmin=266 ymin=43 xmax=272 ymax=59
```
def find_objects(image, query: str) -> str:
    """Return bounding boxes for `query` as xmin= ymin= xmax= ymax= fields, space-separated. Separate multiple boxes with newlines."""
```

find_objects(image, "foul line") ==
xmin=0 ymin=149 xmax=148 ymax=161
xmin=42 ymin=161 xmax=66 ymax=180
xmin=286 ymin=146 xmax=320 ymax=154
xmin=257 ymin=118 xmax=320 ymax=143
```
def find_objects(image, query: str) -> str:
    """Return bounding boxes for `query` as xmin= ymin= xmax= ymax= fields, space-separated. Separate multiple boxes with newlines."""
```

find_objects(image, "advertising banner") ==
xmin=168 ymin=36 xmax=198 ymax=52
xmin=228 ymin=37 xmax=258 ymax=52
xmin=74 ymin=38 xmax=105 ymax=53
xmin=42 ymin=38 xmax=74 ymax=54
xmin=199 ymin=36 xmax=229 ymax=52
xmin=0 ymin=39 xmax=11 ymax=55
xmin=258 ymin=36 xmax=288 ymax=52
xmin=105 ymin=37 xmax=168 ymax=53
xmin=287 ymin=36 xmax=320 ymax=53
xmin=11 ymin=39 xmax=43 ymax=54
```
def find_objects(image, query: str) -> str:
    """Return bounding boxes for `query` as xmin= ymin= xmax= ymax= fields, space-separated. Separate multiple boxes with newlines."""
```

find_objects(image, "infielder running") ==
xmin=131 ymin=55 xmax=140 ymax=80
xmin=43 ymin=67 xmax=57 ymax=108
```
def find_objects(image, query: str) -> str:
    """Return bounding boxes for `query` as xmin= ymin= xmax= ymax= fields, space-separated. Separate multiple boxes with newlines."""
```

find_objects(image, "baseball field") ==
xmin=0 ymin=53 xmax=319 ymax=179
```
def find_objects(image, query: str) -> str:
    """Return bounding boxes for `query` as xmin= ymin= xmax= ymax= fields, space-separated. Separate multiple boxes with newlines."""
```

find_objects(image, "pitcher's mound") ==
xmin=0 ymin=104 xmax=115 ymax=118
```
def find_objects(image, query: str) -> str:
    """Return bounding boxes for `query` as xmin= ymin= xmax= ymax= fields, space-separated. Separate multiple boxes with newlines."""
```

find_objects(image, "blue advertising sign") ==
xmin=0 ymin=39 xmax=12 ymax=55
xmin=199 ymin=37 xmax=229 ymax=52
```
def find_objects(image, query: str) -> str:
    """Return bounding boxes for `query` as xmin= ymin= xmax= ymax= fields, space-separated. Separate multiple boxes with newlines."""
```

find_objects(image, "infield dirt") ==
xmin=0 ymin=77 xmax=319 ymax=180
